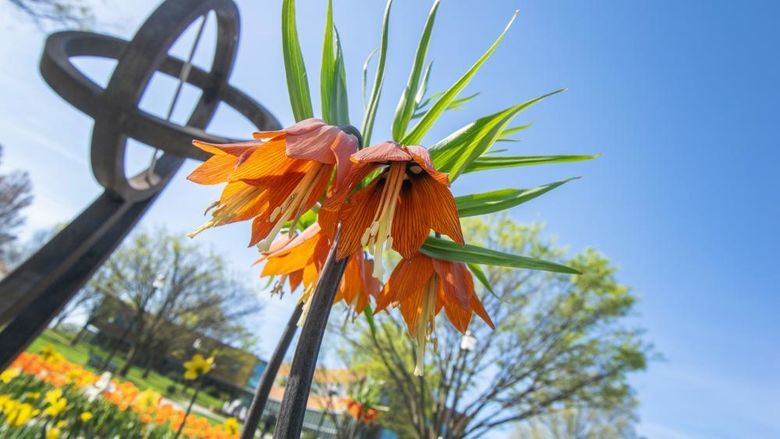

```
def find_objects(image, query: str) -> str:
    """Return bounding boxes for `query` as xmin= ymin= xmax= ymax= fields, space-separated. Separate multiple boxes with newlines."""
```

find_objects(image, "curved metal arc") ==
xmin=0 ymin=0 xmax=282 ymax=371
xmin=40 ymin=30 xmax=280 ymax=162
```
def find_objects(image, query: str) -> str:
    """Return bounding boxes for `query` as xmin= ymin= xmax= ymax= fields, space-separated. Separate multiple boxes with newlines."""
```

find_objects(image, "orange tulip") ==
xmin=320 ymin=142 xmax=463 ymax=278
xmin=260 ymin=223 xmax=381 ymax=319
xmin=188 ymin=118 xmax=358 ymax=249
xmin=376 ymin=253 xmax=494 ymax=375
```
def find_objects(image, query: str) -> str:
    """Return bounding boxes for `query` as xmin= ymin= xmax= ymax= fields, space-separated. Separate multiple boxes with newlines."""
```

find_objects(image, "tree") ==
xmin=514 ymin=397 xmax=643 ymax=439
xmin=336 ymin=216 xmax=651 ymax=439
xmin=0 ymin=145 xmax=33 ymax=267
xmin=86 ymin=228 xmax=262 ymax=377
xmin=8 ymin=0 xmax=93 ymax=28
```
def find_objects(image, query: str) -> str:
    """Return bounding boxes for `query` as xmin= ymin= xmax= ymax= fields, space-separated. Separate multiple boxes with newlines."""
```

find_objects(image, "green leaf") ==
xmin=414 ymin=61 xmax=434 ymax=109
xmin=412 ymin=92 xmax=478 ymax=120
xmin=455 ymin=177 xmax=578 ymax=217
xmin=361 ymin=0 xmax=393 ymax=146
xmin=496 ymin=122 xmax=533 ymax=142
xmin=362 ymin=48 xmax=379 ymax=107
xmin=364 ymin=304 xmax=377 ymax=340
xmin=282 ymin=0 xmax=313 ymax=121
xmin=391 ymin=0 xmax=440 ymax=141
xmin=467 ymin=263 xmax=495 ymax=296
xmin=331 ymin=28 xmax=350 ymax=125
xmin=320 ymin=2 xmax=349 ymax=125
xmin=420 ymin=237 xmax=580 ymax=274
xmin=464 ymin=154 xmax=598 ymax=174
xmin=402 ymin=10 xmax=518 ymax=145
xmin=320 ymin=0 xmax=335 ymax=122
xmin=429 ymin=89 xmax=564 ymax=180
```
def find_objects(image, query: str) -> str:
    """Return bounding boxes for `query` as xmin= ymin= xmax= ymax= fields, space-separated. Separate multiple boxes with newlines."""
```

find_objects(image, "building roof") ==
xmin=276 ymin=363 xmax=360 ymax=385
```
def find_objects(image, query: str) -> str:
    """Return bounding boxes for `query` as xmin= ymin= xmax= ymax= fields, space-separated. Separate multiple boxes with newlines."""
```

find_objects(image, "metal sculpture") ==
xmin=0 ymin=0 xmax=281 ymax=370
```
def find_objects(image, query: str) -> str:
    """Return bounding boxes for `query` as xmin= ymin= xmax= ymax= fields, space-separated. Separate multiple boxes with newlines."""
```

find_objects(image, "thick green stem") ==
xmin=272 ymin=238 xmax=349 ymax=438
xmin=174 ymin=376 xmax=203 ymax=439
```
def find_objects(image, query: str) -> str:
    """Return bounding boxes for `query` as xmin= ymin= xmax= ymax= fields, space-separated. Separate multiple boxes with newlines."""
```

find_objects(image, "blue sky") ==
xmin=1 ymin=1 xmax=778 ymax=438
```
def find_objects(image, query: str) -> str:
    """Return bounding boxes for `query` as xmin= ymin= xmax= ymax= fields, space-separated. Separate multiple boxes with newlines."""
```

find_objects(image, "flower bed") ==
xmin=0 ymin=347 xmax=239 ymax=438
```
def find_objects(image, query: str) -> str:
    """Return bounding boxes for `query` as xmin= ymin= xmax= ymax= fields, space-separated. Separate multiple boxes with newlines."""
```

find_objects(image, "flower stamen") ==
xmin=414 ymin=277 xmax=438 ymax=376
xmin=188 ymin=184 xmax=264 ymax=238
xmin=257 ymin=164 xmax=325 ymax=251
xmin=361 ymin=163 xmax=406 ymax=279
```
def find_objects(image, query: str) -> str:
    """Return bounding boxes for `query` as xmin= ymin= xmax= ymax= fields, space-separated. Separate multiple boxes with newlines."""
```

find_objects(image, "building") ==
xmin=88 ymin=295 xmax=267 ymax=402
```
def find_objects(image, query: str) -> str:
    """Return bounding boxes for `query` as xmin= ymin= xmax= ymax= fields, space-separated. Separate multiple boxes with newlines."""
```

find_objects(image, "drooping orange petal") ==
xmin=282 ymin=118 xmax=325 ymax=136
xmin=286 ymin=121 xmax=337 ymax=164
xmin=347 ymin=252 xmax=381 ymax=312
xmin=302 ymin=262 xmax=319 ymax=288
xmin=437 ymin=279 xmax=471 ymax=333
xmin=217 ymin=182 xmax=268 ymax=223
xmin=336 ymin=254 xmax=362 ymax=308
xmin=187 ymin=153 xmax=239 ymax=185
xmin=470 ymin=286 xmax=495 ymax=329
xmin=377 ymin=253 xmax=433 ymax=311
xmin=406 ymin=144 xmax=450 ymax=185
xmin=264 ymin=223 xmax=322 ymax=257
xmin=351 ymin=141 xmax=412 ymax=164
xmin=251 ymin=131 xmax=283 ymax=140
xmin=335 ymin=179 xmax=384 ymax=260
xmin=192 ymin=139 xmax=261 ymax=157
xmin=329 ymin=131 xmax=359 ymax=192
xmin=288 ymin=270 xmax=303 ymax=291
xmin=414 ymin=173 xmax=464 ymax=245
xmin=261 ymin=237 xmax=318 ymax=276
xmin=361 ymin=258 xmax=382 ymax=298
xmin=301 ymin=164 xmax=333 ymax=210
xmin=318 ymin=162 xmax=379 ymax=243
xmin=431 ymin=259 xmax=470 ymax=309
xmin=228 ymin=139 xmax=297 ymax=182
xmin=391 ymin=181 xmax=431 ymax=259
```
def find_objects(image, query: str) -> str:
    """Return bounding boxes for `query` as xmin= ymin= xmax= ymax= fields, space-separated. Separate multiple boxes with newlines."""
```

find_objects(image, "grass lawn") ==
xmin=27 ymin=329 xmax=226 ymax=421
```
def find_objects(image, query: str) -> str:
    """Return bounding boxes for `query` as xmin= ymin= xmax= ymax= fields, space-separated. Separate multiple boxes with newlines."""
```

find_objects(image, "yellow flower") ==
xmin=182 ymin=354 xmax=214 ymax=381
xmin=223 ymin=417 xmax=240 ymax=435
xmin=43 ymin=388 xmax=63 ymax=405
xmin=56 ymin=420 xmax=67 ymax=429
xmin=46 ymin=427 xmax=61 ymax=439
xmin=43 ymin=390 xmax=68 ymax=417
xmin=39 ymin=345 xmax=63 ymax=364
xmin=80 ymin=411 xmax=93 ymax=422
xmin=0 ymin=368 xmax=20 ymax=384
xmin=24 ymin=391 xmax=41 ymax=401
xmin=133 ymin=389 xmax=161 ymax=412
xmin=4 ymin=400 xmax=39 ymax=427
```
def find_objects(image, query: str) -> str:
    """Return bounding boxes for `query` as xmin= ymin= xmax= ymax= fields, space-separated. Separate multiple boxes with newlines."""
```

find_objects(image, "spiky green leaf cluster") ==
xmin=279 ymin=0 xmax=597 ymax=279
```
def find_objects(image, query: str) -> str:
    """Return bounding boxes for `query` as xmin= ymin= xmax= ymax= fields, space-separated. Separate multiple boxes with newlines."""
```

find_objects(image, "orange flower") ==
xmin=260 ymin=223 xmax=381 ymax=320
xmin=376 ymin=253 xmax=494 ymax=375
xmin=188 ymin=118 xmax=358 ymax=249
xmin=346 ymin=399 xmax=380 ymax=423
xmin=320 ymin=142 xmax=463 ymax=278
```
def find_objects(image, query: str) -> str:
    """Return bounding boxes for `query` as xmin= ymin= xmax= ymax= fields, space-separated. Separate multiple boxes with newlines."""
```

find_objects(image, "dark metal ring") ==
xmin=39 ymin=0 xmax=281 ymax=201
